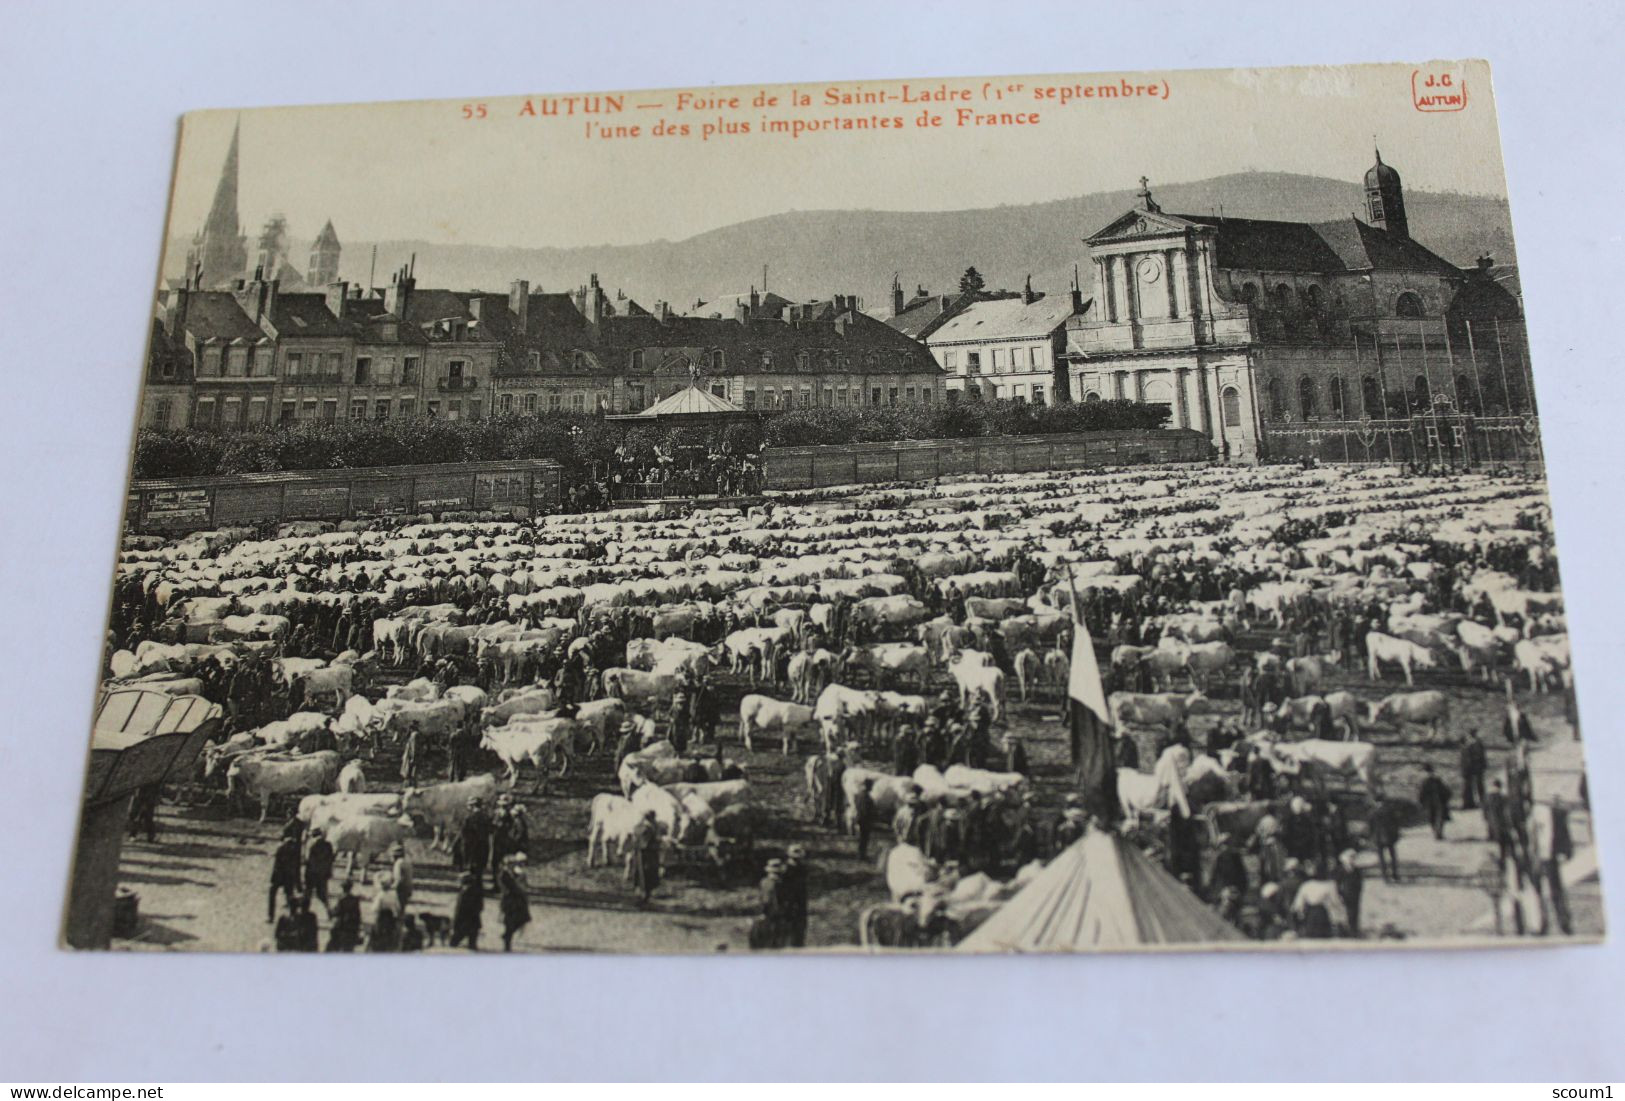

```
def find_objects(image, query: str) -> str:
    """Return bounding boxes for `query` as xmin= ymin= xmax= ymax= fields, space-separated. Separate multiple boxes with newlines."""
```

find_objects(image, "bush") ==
xmin=131 ymin=398 xmax=1171 ymax=479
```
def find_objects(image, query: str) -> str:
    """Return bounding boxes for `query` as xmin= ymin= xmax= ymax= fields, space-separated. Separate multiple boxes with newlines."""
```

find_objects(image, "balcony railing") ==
xmin=438 ymin=376 xmax=479 ymax=392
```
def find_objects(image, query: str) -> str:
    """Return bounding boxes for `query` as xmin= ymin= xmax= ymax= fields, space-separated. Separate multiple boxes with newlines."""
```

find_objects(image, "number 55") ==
xmin=462 ymin=103 xmax=487 ymax=119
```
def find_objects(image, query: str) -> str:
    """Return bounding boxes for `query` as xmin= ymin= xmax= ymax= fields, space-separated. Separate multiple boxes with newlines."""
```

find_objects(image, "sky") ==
xmin=164 ymin=60 xmax=1510 ymax=255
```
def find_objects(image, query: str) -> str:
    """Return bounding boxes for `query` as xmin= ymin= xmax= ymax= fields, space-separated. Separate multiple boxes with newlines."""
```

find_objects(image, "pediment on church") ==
xmin=1087 ymin=209 xmax=1198 ymax=245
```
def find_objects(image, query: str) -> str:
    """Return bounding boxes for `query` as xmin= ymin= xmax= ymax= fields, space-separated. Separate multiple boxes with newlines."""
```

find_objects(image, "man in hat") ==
xmin=929 ymin=689 xmax=959 ymax=731
xmin=892 ymin=787 xmax=925 ymax=848
xmin=390 ymin=842 xmax=415 ymax=913
xmin=1368 ymin=791 xmax=1403 ymax=883
xmin=1002 ymin=733 xmax=1030 ymax=777
xmin=304 ymin=826 xmax=335 ymax=917
xmin=1418 ymin=763 xmax=1452 ymax=840
xmin=668 ymin=688 xmax=692 ymax=755
xmin=490 ymin=794 xmax=529 ymax=890
xmin=1281 ymin=796 xmax=1319 ymax=864
xmin=326 ymin=879 xmax=363 ymax=952
xmin=400 ymin=726 xmax=424 ymax=787
xmin=1209 ymin=832 xmax=1249 ymax=902
xmin=1335 ymin=848 xmax=1364 ymax=937
xmin=456 ymin=796 xmax=494 ymax=885
xmin=852 ymin=776 xmax=877 ymax=860
xmin=614 ymin=720 xmax=641 ymax=767
xmin=449 ymin=870 xmax=484 ymax=951
xmin=628 ymin=809 xmax=662 ymax=905
xmin=1006 ymin=791 xmax=1040 ymax=870
xmin=497 ymin=853 xmax=532 ymax=952
xmin=1527 ymin=797 xmax=1574 ymax=935
xmin=1502 ymin=691 xmax=1535 ymax=746
xmin=750 ymin=859 xmax=788 ymax=950
xmin=892 ymin=723 xmax=921 ymax=777
xmin=782 ymin=845 xmax=810 ymax=948
xmin=1459 ymin=728 xmax=1488 ymax=811
xmin=1483 ymin=778 xmax=1517 ymax=874
xmin=268 ymin=825 xmax=303 ymax=923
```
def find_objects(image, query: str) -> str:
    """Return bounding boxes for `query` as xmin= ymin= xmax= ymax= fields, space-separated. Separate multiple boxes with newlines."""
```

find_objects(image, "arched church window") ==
xmin=1362 ymin=376 xmax=1382 ymax=416
xmin=1221 ymin=386 xmax=1242 ymax=427
xmin=1396 ymin=291 xmax=1425 ymax=319
xmin=1414 ymin=374 xmax=1431 ymax=408
xmin=1084 ymin=391 xmax=1102 ymax=403
xmin=1328 ymin=377 xmax=1346 ymax=417
xmin=1304 ymin=285 xmax=1325 ymax=311
xmin=1266 ymin=378 xmax=1286 ymax=420
xmin=1298 ymin=376 xmax=1317 ymax=419
xmin=1239 ymin=282 xmax=1258 ymax=303
xmin=1273 ymin=283 xmax=1294 ymax=307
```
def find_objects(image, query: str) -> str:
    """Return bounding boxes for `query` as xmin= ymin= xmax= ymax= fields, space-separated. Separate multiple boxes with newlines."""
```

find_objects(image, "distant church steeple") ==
xmin=187 ymin=118 xmax=249 ymax=288
xmin=1364 ymin=146 xmax=1409 ymax=238
xmin=308 ymin=220 xmax=341 ymax=287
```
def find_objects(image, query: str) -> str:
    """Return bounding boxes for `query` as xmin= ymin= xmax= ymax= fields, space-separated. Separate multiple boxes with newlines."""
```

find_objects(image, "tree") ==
xmin=959 ymin=266 xmax=986 ymax=294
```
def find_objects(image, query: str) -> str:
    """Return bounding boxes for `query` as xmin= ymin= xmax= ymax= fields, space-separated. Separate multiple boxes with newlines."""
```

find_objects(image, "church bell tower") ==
xmin=1364 ymin=147 xmax=1409 ymax=238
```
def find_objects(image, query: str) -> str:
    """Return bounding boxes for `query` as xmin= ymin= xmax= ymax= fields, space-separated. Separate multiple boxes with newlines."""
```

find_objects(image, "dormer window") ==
xmin=630 ymin=350 xmax=644 ymax=371
xmin=573 ymin=351 xmax=587 ymax=370
xmin=710 ymin=349 xmax=725 ymax=371
xmin=528 ymin=350 xmax=542 ymax=372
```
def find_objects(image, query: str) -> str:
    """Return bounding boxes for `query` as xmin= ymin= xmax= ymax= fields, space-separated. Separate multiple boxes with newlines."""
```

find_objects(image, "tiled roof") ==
xmin=927 ymin=293 xmax=1085 ymax=344
xmin=268 ymin=293 xmax=352 ymax=338
xmin=1173 ymin=214 xmax=1462 ymax=277
xmin=182 ymin=291 xmax=264 ymax=342
xmin=683 ymin=290 xmax=793 ymax=318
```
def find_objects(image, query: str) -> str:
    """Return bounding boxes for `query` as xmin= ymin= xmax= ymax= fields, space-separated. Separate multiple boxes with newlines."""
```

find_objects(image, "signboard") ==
xmin=143 ymin=488 xmax=212 ymax=530
xmin=283 ymin=484 xmax=352 ymax=518
xmin=351 ymin=479 xmax=412 ymax=516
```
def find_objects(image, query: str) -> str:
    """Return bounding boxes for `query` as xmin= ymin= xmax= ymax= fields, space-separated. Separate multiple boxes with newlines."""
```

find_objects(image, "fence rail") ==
xmin=761 ymin=429 xmax=1213 ymax=491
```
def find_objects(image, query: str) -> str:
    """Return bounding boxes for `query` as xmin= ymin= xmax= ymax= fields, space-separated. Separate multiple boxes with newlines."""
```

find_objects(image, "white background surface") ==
xmin=1 ymin=0 xmax=1621 ymax=1082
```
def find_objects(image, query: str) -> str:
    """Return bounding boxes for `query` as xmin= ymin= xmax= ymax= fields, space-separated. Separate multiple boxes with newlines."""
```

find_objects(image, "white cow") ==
xmin=1366 ymin=631 xmax=1438 ymax=686
xmin=737 ymin=694 xmax=818 ymax=755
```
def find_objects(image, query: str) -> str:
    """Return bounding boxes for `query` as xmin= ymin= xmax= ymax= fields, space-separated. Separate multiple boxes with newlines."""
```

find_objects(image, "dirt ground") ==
xmin=111 ymin=633 xmax=1602 ymax=954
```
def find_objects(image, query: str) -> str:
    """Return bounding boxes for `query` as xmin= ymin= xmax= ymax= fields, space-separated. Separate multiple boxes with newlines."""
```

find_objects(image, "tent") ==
xmin=957 ymin=825 xmax=1244 ymax=952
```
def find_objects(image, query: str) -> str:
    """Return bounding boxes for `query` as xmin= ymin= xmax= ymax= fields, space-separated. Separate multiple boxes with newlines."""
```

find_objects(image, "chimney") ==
xmin=1071 ymin=263 xmax=1084 ymax=313
xmin=1022 ymin=274 xmax=1036 ymax=305
xmin=325 ymin=280 xmax=349 ymax=319
xmin=940 ymin=295 xmax=952 ymax=313
xmin=509 ymin=280 xmax=530 ymax=333
xmin=892 ymin=274 xmax=904 ymax=317
xmin=468 ymin=296 xmax=485 ymax=322
xmin=748 ymin=285 xmax=760 ymax=313
xmin=164 ymin=285 xmax=191 ymax=341
xmin=734 ymin=298 xmax=749 ymax=323
xmin=582 ymin=273 xmax=604 ymax=325
xmin=385 ymin=264 xmax=415 ymax=320
xmin=654 ymin=300 xmax=671 ymax=322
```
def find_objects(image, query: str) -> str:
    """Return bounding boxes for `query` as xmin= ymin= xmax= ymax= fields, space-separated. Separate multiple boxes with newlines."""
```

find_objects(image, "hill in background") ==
xmin=165 ymin=171 xmax=1515 ymax=310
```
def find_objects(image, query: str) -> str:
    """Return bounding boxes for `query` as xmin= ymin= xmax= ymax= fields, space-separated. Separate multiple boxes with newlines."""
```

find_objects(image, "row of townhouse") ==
xmin=140 ymin=269 xmax=946 ymax=430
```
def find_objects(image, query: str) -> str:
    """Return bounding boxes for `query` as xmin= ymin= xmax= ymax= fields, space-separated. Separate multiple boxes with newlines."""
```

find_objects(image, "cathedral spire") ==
xmin=192 ymin=118 xmax=248 ymax=287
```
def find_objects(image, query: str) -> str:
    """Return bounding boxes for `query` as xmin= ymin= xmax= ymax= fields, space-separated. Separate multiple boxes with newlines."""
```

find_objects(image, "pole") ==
xmin=1418 ymin=319 xmax=1441 ymax=466
xmin=1493 ymin=319 xmax=1523 ymax=465
xmin=1372 ymin=328 xmax=1396 ymax=463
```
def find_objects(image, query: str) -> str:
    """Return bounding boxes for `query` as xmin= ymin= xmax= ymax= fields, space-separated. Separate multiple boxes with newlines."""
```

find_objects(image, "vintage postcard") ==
xmin=69 ymin=60 xmax=1600 ymax=955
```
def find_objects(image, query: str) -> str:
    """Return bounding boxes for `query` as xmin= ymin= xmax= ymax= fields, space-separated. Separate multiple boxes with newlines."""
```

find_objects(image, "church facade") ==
xmin=1065 ymin=155 xmax=1529 ymax=463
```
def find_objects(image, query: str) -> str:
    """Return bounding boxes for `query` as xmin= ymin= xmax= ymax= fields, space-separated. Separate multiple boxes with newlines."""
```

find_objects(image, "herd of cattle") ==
xmin=100 ymin=459 xmax=1572 ymax=947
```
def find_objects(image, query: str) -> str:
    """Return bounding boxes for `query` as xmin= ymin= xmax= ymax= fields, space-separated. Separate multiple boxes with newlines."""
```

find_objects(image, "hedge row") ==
xmin=130 ymin=400 xmax=1170 ymax=480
